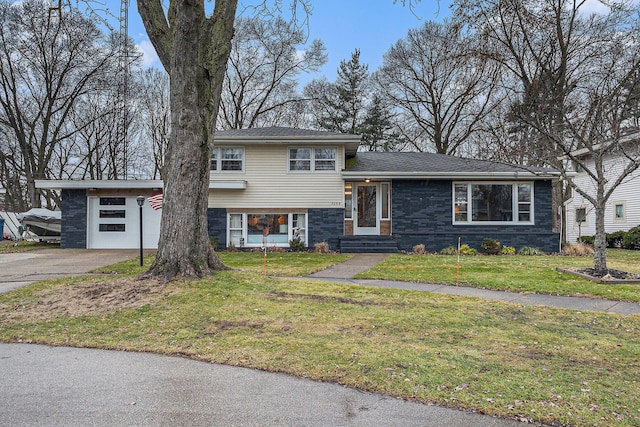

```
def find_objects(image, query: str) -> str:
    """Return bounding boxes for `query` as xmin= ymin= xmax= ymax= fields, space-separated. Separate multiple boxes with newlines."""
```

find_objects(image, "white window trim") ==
xmin=211 ymin=146 xmax=245 ymax=173
xmin=452 ymin=182 xmax=535 ymax=225
xmin=613 ymin=201 xmax=626 ymax=223
xmin=226 ymin=213 xmax=308 ymax=248
xmin=288 ymin=147 xmax=338 ymax=173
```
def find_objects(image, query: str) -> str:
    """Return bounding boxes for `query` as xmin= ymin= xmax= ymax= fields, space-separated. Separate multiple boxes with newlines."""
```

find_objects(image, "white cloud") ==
xmin=137 ymin=39 xmax=160 ymax=68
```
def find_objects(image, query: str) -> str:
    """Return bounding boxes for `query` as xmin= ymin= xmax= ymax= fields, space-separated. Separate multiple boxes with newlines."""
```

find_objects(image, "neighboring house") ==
xmin=37 ymin=127 xmax=561 ymax=252
xmin=564 ymin=135 xmax=640 ymax=244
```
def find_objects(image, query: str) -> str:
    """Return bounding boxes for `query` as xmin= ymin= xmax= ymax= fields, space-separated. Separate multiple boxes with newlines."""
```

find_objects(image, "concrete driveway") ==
xmin=0 ymin=248 xmax=141 ymax=293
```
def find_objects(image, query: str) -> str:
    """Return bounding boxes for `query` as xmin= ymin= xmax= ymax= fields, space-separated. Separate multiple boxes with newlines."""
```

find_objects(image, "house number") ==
xmin=330 ymin=201 xmax=342 ymax=206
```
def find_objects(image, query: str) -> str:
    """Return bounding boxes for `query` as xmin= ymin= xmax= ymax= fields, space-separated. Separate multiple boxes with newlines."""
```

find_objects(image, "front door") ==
xmin=354 ymin=183 xmax=379 ymax=235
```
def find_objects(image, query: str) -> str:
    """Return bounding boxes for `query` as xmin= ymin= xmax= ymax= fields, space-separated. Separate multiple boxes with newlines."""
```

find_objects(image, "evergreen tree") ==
xmin=310 ymin=49 xmax=369 ymax=134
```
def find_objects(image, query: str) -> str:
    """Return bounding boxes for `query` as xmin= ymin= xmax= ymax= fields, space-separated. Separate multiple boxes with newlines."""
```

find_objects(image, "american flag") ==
xmin=148 ymin=193 xmax=163 ymax=210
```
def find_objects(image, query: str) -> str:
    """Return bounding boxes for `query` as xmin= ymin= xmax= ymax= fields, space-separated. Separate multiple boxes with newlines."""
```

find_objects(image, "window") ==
xmin=292 ymin=213 xmax=306 ymax=243
xmin=289 ymin=147 xmax=337 ymax=172
xmin=344 ymin=183 xmax=353 ymax=219
xmin=228 ymin=214 xmax=243 ymax=247
xmin=211 ymin=147 xmax=244 ymax=172
xmin=227 ymin=212 xmax=307 ymax=248
xmin=314 ymin=148 xmax=337 ymax=171
xmin=99 ymin=210 xmax=126 ymax=219
xmin=100 ymin=197 xmax=125 ymax=206
xmin=99 ymin=224 xmax=125 ymax=232
xmin=381 ymin=183 xmax=390 ymax=220
xmin=289 ymin=148 xmax=311 ymax=171
xmin=575 ymin=207 xmax=587 ymax=224
xmin=453 ymin=182 xmax=533 ymax=224
xmin=613 ymin=202 xmax=625 ymax=223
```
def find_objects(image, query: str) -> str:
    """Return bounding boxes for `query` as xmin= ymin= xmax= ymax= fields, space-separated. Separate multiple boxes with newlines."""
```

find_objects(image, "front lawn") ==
xmin=0 ymin=240 xmax=59 ymax=253
xmin=1 ymin=267 xmax=638 ymax=426
xmin=355 ymin=249 xmax=640 ymax=302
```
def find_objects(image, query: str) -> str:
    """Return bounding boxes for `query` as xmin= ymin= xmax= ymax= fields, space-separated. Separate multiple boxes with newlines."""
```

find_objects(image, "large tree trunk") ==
xmin=139 ymin=0 xmax=237 ymax=280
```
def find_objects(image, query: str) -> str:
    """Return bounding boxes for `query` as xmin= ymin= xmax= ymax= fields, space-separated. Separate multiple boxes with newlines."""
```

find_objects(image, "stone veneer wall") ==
xmin=60 ymin=189 xmax=87 ymax=249
xmin=307 ymin=208 xmax=344 ymax=250
xmin=391 ymin=180 xmax=560 ymax=253
xmin=207 ymin=208 xmax=227 ymax=249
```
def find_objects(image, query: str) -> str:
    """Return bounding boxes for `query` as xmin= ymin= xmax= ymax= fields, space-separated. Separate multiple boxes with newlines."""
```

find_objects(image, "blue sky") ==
xmin=115 ymin=0 xmax=452 ymax=80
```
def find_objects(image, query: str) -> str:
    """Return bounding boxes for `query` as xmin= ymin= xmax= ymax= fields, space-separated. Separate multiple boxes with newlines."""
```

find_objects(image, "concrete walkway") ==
xmin=308 ymin=254 xmax=640 ymax=315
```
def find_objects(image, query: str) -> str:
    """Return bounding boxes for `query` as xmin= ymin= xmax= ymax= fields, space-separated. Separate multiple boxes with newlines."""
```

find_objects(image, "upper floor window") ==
xmin=453 ymin=182 xmax=534 ymax=224
xmin=211 ymin=147 xmax=244 ymax=172
xmin=288 ymin=147 xmax=337 ymax=172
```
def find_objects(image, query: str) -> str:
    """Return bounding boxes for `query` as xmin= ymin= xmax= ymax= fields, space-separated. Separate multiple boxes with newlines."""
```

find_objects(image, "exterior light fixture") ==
xmin=136 ymin=196 xmax=145 ymax=267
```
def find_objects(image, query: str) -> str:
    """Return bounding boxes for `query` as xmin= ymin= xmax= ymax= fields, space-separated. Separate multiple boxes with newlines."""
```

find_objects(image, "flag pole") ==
xmin=456 ymin=237 xmax=461 ymax=294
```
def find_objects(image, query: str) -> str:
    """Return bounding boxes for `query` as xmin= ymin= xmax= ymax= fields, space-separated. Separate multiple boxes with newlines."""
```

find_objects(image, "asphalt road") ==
xmin=0 ymin=344 xmax=528 ymax=427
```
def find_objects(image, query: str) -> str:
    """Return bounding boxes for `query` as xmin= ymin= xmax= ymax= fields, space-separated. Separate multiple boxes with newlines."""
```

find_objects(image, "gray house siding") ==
xmin=60 ymin=189 xmax=87 ymax=249
xmin=391 ymin=180 xmax=560 ymax=253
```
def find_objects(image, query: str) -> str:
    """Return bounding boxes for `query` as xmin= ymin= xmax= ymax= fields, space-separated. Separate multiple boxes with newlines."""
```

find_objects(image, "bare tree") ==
xmin=549 ymin=42 xmax=640 ymax=274
xmin=0 ymin=0 xmax=117 ymax=208
xmin=373 ymin=19 xmax=500 ymax=155
xmin=219 ymin=15 xmax=326 ymax=129
xmin=137 ymin=0 xmax=241 ymax=278
xmin=136 ymin=68 xmax=170 ymax=179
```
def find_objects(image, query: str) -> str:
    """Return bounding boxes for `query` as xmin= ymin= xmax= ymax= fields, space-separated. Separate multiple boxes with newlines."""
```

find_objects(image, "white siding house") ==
xmin=565 ymin=134 xmax=640 ymax=243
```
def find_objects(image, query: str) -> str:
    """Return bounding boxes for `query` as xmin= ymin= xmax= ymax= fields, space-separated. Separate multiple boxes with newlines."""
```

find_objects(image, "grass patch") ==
xmin=91 ymin=251 xmax=352 ymax=277
xmin=355 ymin=249 xmax=640 ymax=302
xmin=0 ymin=240 xmax=59 ymax=253
xmin=1 ymin=270 xmax=639 ymax=426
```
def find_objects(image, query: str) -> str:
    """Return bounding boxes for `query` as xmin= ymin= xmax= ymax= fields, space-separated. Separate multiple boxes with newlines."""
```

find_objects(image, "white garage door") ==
xmin=87 ymin=196 xmax=162 ymax=249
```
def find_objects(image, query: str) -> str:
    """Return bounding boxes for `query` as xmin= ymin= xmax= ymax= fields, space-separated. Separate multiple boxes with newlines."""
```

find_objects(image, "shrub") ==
xmin=314 ymin=241 xmax=330 ymax=254
xmin=209 ymin=236 xmax=219 ymax=251
xmin=460 ymin=244 xmax=477 ymax=255
xmin=440 ymin=246 xmax=457 ymax=255
xmin=578 ymin=235 xmax=594 ymax=246
xmin=623 ymin=225 xmax=640 ymax=250
xmin=518 ymin=246 xmax=543 ymax=255
xmin=413 ymin=244 xmax=426 ymax=254
xmin=501 ymin=246 xmax=516 ymax=255
xmin=439 ymin=244 xmax=477 ymax=255
xmin=226 ymin=242 xmax=238 ymax=252
xmin=481 ymin=238 xmax=501 ymax=255
xmin=606 ymin=231 xmax=626 ymax=248
xmin=289 ymin=237 xmax=306 ymax=252
xmin=562 ymin=242 xmax=594 ymax=256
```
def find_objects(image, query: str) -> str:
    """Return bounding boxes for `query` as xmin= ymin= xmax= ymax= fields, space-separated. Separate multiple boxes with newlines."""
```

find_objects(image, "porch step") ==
xmin=339 ymin=236 xmax=399 ymax=253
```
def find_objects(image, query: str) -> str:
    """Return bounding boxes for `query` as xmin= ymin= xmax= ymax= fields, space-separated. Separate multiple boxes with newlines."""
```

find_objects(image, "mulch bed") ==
xmin=557 ymin=267 xmax=640 ymax=284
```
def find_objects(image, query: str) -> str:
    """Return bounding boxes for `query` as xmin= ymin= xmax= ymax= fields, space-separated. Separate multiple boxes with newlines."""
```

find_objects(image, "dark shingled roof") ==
xmin=346 ymin=152 xmax=556 ymax=175
xmin=215 ymin=127 xmax=352 ymax=138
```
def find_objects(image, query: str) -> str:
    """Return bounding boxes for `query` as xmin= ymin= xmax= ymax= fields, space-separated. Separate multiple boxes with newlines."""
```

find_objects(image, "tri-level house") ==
xmin=37 ymin=127 xmax=562 ymax=252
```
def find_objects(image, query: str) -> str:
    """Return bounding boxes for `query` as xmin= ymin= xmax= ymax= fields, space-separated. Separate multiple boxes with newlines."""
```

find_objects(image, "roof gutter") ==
xmin=340 ymin=171 xmax=562 ymax=180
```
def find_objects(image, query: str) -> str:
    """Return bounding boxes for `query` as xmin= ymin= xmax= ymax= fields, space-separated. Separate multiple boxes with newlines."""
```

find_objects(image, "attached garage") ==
xmin=87 ymin=195 xmax=162 ymax=249
xmin=35 ymin=180 xmax=164 ymax=249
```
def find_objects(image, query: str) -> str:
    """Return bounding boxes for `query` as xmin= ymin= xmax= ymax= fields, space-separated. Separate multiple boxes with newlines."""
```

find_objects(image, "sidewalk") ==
xmin=307 ymin=254 xmax=640 ymax=315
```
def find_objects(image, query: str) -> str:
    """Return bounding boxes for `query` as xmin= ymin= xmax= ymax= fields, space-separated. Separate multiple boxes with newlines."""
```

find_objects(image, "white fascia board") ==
xmin=341 ymin=171 xmax=562 ymax=180
xmin=35 ymin=180 xmax=164 ymax=190
xmin=214 ymin=135 xmax=361 ymax=156
xmin=209 ymin=180 xmax=247 ymax=189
